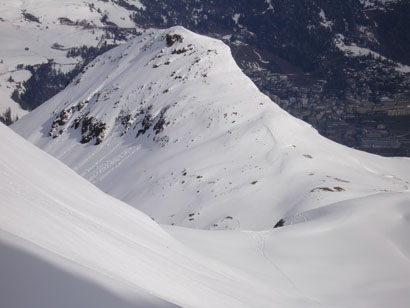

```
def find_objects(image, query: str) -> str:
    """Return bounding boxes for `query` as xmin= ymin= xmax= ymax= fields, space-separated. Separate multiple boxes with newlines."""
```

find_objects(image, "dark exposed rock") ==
xmin=22 ymin=11 xmax=40 ymax=23
xmin=80 ymin=116 xmax=107 ymax=145
xmin=0 ymin=108 xmax=16 ymax=125
xmin=119 ymin=113 xmax=133 ymax=136
xmin=166 ymin=33 xmax=184 ymax=47
xmin=136 ymin=113 xmax=153 ymax=137
xmin=274 ymin=219 xmax=285 ymax=228
xmin=153 ymin=107 xmax=170 ymax=135
xmin=49 ymin=107 xmax=75 ymax=137
xmin=73 ymin=115 xmax=84 ymax=130
xmin=172 ymin=48 xmax=188 ymax=55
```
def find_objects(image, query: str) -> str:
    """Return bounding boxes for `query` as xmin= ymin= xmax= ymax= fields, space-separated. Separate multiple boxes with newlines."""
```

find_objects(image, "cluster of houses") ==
xmin=247 ymin=68 xmax=410 ymax=156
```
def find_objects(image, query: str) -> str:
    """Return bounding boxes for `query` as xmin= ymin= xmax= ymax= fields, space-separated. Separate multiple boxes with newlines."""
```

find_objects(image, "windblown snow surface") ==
xmin=13 ymin=26 xmax=410 ymax=230
xmin=2 ymin=122 xmax=410 ymax=308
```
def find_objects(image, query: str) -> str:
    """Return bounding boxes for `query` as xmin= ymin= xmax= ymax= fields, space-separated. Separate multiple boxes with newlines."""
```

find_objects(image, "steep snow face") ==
xmin=13 ymin=26 xmax=410 ymax=230
xmin=1 ymin=122 xmax=323 ymax=308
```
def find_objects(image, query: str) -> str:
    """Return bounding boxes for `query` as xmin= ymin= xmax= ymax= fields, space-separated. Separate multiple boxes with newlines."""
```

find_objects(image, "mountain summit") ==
xmin=13 ymin=26 xmax=410 ymax=230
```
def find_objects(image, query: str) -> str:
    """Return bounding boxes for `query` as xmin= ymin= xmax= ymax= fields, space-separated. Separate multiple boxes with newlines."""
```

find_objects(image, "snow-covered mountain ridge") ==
xmin=13 ymin=26 xmax=410 ymax=230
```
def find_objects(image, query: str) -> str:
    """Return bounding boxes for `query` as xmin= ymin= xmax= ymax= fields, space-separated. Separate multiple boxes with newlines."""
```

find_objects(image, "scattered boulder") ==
xmin=274 ymin=219 xmax=285 ymax=228
xmin=172 ymin=48 xmax=188 ymax=55
xmin=22 ymin=11 xmax=40 ymax=23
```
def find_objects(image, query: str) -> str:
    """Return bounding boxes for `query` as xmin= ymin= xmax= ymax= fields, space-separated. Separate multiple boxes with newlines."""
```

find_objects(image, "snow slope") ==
xmin=2 ymin=122 xmax=410 ymax=307
xmin=0 ymin=0 xmax=141 ymax=117
xmin=13 ymin=26 xmax=410 ymax=230
xmin=0 ymin=122 xmax=318 ymax=308
xmin=167 ymin=191 xmax=410 ymax=308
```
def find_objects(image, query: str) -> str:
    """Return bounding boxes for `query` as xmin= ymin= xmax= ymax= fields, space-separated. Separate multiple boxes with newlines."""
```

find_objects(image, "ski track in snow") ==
xmin=254 ymin=231 xmax=300 ymax=292
xmin=254 ymin=231 xmax=324 ymax=308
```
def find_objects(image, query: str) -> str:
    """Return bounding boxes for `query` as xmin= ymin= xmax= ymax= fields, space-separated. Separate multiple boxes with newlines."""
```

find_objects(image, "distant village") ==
xmin=247 ymin=68 xmax=410 ymax=157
